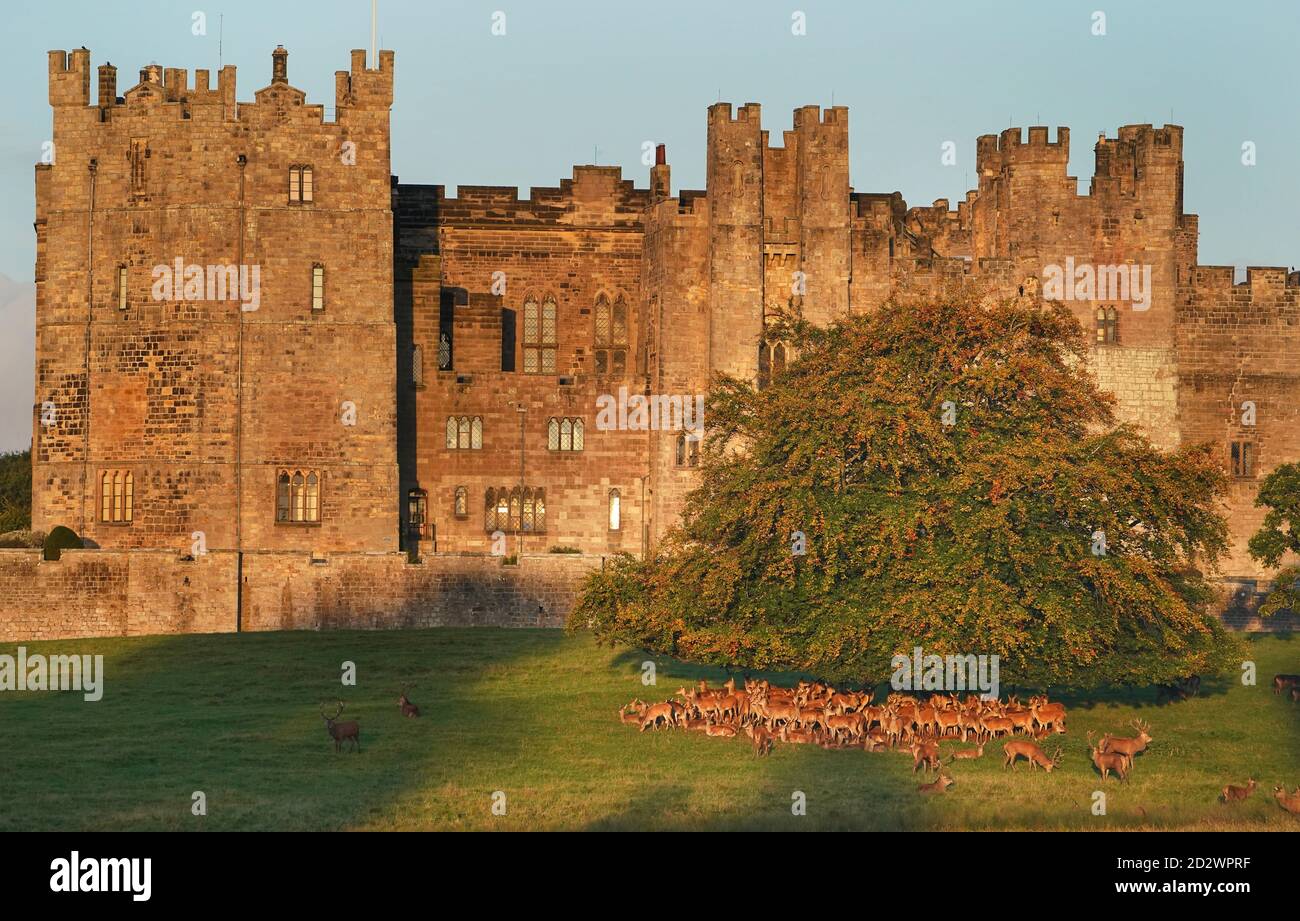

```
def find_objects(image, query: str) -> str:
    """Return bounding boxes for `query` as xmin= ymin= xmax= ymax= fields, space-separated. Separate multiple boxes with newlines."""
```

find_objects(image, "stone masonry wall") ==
xmin=0 ymin=549 xmax=599 ymax=642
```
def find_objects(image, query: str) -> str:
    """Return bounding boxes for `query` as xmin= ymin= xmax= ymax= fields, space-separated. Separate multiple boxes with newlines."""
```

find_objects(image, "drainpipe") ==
xmin=235 ymin=153 xmax=247 ymax=632
xmin=82 ymin=158 xmax=97 ymax=536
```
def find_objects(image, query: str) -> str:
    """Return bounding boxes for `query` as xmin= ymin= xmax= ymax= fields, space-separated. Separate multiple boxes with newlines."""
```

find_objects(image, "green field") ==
xmin=1 ymin=629 xmax=1297 ymax=831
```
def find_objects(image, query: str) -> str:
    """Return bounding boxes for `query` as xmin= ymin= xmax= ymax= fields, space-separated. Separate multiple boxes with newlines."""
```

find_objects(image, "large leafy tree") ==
xmin=1248 ymin=462 xmax=1300 ymax=618
xmin=0 ymin=449 xmax=31 ymax=533
xmin=573 ymin=292 xmax=1239 ymax=688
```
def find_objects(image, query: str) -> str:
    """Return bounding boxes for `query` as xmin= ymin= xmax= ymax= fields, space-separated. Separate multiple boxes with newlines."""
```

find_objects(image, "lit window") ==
xmin=446 ymin=416 xmax=483 ymax=450
xmin=117 ymin=265 xmax=128 ymax=310
xmin=548 ymin=418 xmax=583 ymax=452
xmin=523 ymin=296 xmax=557 ymax=374
xmin=594 ymin=294 xmax=628 ymax=375
xmin=276 ymin=469 xmax=320 ymax=523
xmin=99 ymin=470 xmax=133 ymax=523
xmin=289 ymin=165 xmax=314 ymax=204
xmin=1096 ymin=307 xmax=1118 ymax=344
xmin=311 ymin=264 xmax=324 ymax=311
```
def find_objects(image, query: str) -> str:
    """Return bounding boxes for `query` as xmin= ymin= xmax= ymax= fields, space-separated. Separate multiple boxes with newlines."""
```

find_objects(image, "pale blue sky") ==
xmin=0 ymin=0 xmax=1297 ymax=449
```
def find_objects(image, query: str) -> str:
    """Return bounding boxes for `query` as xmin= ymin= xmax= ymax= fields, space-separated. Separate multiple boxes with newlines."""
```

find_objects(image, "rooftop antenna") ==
xmin=219 ymin=14 xmax=223 ymax=68
xmin=371 ymin=0 xmax=377 ymax=66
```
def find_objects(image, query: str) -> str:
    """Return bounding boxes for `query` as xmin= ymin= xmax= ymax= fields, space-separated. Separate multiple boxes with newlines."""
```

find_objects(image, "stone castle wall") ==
xmin=0 ymin=548 xmax=600 ymax=642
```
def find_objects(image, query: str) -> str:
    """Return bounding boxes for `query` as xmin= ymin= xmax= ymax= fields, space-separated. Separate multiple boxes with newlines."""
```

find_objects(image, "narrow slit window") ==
xmin=311 ymin=264 xmax=324 ymax=311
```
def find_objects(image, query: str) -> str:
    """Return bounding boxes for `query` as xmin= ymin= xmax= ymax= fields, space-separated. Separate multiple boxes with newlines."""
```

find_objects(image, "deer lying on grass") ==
xmin=917 ymin=773 xmax=954 ymax=795
xmin=1272 ymin=674 xmax=1300 ymax=696
xmin=321 ymin=701 xmax=360 ymax=753
xmin=398 ymin=684 xmax=421 ymax=718
xmin=1098 ymin=719 xmax=1151 ymax=769
xmin=618 ymin=700 xmax=646 ymax=725
xmin=1087 ymin=732 xmax=1128 ymax=782
xmin=947 ymin=742 xmax=985 ymax=762
xmin=1220 ymin=778 xmax=1257 ymax=803
xmin=1002 ymin=740 xmax=1061 ymax=772
xmin=1272 ymin=786 xmax=1300 ymax=815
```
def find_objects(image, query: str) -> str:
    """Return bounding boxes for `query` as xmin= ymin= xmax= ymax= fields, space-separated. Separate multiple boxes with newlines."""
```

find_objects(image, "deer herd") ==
xmin=619 ymin=673 xmax=1299 ymax=814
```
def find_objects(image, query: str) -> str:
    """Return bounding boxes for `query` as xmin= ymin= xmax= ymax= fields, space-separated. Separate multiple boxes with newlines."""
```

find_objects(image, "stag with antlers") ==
xmin=1098 ymin=719 xmax=1151 ymax=769
xmin=321 ymin=701 xmax=361 ymax=753
xmin=398 ymin=684 xmax=421 ymax=718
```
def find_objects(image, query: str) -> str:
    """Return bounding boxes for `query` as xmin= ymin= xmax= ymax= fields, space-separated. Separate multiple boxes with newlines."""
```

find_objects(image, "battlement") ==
xmin=409 ymin=167 xmax=648 ymax=228
xmin=48 ymin=48 xmax=91 ymax=106
xmin=1189 ymin=265 xmax=1298 ymax=293
xmin=708 ymin=102 xmax=762 ymax=125
xmin=977 ymin=126 xmax=1070 ymax=174
xmin=47 ymin=46 xmax=391 ymax=124
xmin=792 ymin=104 xmax=847 ymax=129
xmin=1104 ymin=123 xmax=1183 ymax=153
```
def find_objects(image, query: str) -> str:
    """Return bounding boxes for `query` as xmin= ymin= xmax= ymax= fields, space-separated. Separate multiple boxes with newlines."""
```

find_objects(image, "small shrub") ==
xmin=548 ymin=546 xmax=582 ymax=554
xmin=0 ymin=529 xmax=45 ymax=549
xmin=43 ymin=525 xmax=84 ymax=561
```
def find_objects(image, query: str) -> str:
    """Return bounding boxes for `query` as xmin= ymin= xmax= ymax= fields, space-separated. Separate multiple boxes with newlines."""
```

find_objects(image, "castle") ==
xmin=13 ymin=45 xmax=1298 ymax=640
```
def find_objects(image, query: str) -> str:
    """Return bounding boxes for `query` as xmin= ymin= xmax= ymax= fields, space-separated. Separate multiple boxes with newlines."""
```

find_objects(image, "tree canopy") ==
xmin=572 ymin=291 xmax=1239 ymax=688
xmin=1249 ymin=461 xmax=1300 ymax=618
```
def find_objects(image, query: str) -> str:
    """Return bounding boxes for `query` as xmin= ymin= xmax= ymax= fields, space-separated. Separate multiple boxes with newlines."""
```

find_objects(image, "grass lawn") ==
xmin=1 ymin=629 xmax=1297 ymax=831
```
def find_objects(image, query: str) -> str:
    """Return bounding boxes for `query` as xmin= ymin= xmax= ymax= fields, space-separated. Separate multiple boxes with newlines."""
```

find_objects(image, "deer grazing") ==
xmin=1087 ymin=732 xmax=1129 ymax=782
xmin=397 ymin=684 xmax=421 ymax=718
xmin=321 ymin=701 xmax=360 ymax=753
xmin=1272 ymin=786 xmax=1300 ymax=816
xmin=1220 ymin=778 xmax=1257 ymax=803
xmin=1002 ymin=740 xmax=1062 ymax=772
xmin=1098 ymin=719 xmax=1151 ymax=769
xmin=917 ymin=773 xmax=954 ymax=795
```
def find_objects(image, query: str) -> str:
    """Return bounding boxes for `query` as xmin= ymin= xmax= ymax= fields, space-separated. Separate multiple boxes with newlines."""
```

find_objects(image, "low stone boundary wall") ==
xmin=0 ymin=549 xmax=601 ymax=642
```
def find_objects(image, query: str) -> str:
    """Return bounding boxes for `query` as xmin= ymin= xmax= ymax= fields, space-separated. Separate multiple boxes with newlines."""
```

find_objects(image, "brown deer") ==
xmin=1272 ymin=674 xmax=1300 ymax=696
xmin=639 ymin=701 xmax=677 ymax=732
xmin=1087 ymin=732 xmax=1128 ymax=782
xmin=917 ymin=773 xmax=954 ymax=795
xmin=1220 ymin=778 xmax=1257 ymax=803
xmin=1099 ymin=719 xmax=1151 ymax=769
xmin=746 ymin=724 xmax=775 ymax=756
xmin=909 ymin=739 xmax=942 ymax=774
xmin=321 ymin=701 xmax=360 ymax=753
xmin=397 ymin=684 xmax=421 ymax=718
xmin=618 ymin=699 xmax=646 ymax=725
xmin=1272 ymin=786 xmax=1300 ymax=816
xmin=1029 ymin=697 xmax=1067 ymax=734
xmin=1002 ymin=740 xmax=1061 ymax=772
xmin=948 ymin=742 xmax=985 ymax=762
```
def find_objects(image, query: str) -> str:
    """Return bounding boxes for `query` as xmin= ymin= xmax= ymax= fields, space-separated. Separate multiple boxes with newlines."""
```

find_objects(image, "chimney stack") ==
xmin=272 ymin=45 xmax=288 ymax=84
xmin=97 ymin=62 xmax=117 ymax=107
